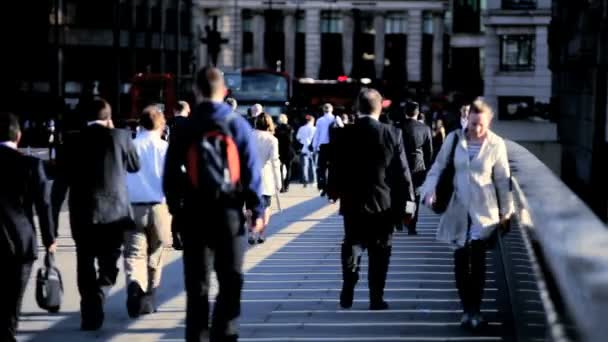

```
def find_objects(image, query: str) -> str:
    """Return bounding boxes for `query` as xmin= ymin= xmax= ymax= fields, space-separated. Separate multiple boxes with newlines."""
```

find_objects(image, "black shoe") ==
xmin=127 ymin=282 xmax=145 ymax=318
xmin=469 ymin=313 xmax=487 ymax=330
xmin=369 ymin=300 xmax=389 ymax=310
xmin=80 ymin=296 xmax=104 ymax=331
xmin=257 ymin=236 xmax=266 ymax=244
xmin=339 ymin=287 xmax=354 ymax=309
xmin=248 ymin=236 xmax=256 ymax=245
xmin=140 ymin=291 xmax=157 ymax=315
xmin=320 ymin=190 xmax=326 ymax=197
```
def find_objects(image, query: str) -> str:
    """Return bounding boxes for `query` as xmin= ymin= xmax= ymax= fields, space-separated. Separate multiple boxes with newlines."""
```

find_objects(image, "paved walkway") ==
xmin=18 ymin=185 xmax=511 ymax=341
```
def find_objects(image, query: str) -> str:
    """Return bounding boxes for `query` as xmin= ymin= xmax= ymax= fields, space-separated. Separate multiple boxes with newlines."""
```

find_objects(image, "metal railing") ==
xmin=505 ymin=140 xmax=608 ymax=342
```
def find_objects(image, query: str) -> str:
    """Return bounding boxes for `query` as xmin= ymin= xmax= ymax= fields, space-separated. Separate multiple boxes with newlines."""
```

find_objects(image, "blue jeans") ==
xmin=300 ymin=154 xmax=316 ymax=185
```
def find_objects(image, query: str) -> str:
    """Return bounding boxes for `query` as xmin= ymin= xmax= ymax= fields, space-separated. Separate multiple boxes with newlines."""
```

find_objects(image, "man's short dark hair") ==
xmin=196 ymin=66 xmax=224 ymax=97
xmin=357 ymin=88 xmax=383 ymax=115
xmin=0 ymin=112 xmax=20 ymax=142
xmin=85 ymin=97 xmax=111 ymax=122
xmin=404 ymin=101 xmax=419 ymax=117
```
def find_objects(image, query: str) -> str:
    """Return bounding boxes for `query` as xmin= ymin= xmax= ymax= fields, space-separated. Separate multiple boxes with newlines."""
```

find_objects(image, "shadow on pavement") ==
xmin=24 ymin=195 xmax=329 ymax=342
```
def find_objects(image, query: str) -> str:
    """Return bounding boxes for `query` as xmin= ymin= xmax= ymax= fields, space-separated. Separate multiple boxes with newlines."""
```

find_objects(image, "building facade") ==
xmin=195 ymin=0 xmax=448 ymax=97
xmin=549 ymin=0 xmax=608 ymax=220
xmin=483 ymin=0 xmax=552 ymax=119
xmin=0 ymin=0 xmax=194 ymax=120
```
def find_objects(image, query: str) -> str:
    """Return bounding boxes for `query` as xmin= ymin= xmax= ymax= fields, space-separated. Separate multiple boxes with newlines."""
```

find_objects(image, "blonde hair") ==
xmin=255 ymin=113 xmax=275 ymax=133
xmin=278 ymin=113 xmax=288 ymax=125
xmin=469 ymin=97 xmax=494 ymax=120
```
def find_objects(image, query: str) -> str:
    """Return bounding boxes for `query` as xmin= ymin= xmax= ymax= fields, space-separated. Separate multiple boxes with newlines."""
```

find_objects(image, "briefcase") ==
xmin=35 ymin=252 xmax=63 ymax=313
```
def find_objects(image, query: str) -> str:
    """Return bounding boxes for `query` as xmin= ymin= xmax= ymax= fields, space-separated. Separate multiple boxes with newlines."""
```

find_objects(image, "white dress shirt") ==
xmin=312 ymin=113 xmax=335 ymax=151
xmin=127 ymin=130 xmax=168 ymax=203
xmin=296 ymin=123 xmax=316 ymax=155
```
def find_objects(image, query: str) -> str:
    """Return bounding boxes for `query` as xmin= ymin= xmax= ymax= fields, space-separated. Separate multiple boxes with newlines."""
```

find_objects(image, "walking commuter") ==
xmin=166 ymin=100 xmax=191 ymax=250
xmin=124 ymin=106 xmax=172 ymax=317
xmin=251 ymin=113 xmax=282 ymax=244
xmin=312 ymin=103 xmax=335 ymax=196
xmin=296 ymin=115 xmax=316 ymax=187
xmin=275 ymin=114 xmax=295 ymax=193
xmin=163 ymin=66 xmax=264 ymax=342
xmin=327 ymin=89 xmax=416 ymax=310
xmin=401 ymin=101 xmax=433 ymax=235
xmin=53 ymin=98 xmax=140 ymax=330
xmin=247 ymin=103 xmax=263 ymax=126
xmin=421 ymin=98 xmax=514 ymax=330
xmin=0 ymin=112 xmax=57 ymax=342
xmin=169 ymin=100 xmax=191 ymax=140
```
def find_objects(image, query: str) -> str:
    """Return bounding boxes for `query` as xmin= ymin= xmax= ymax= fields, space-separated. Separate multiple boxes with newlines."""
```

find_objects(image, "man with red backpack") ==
xmin=163 ymin=66 xmax=264 ymax=342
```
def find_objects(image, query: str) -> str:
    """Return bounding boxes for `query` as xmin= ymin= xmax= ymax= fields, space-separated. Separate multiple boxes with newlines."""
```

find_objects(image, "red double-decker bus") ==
xmin=129 ymin=73 xmax=178 ymax=121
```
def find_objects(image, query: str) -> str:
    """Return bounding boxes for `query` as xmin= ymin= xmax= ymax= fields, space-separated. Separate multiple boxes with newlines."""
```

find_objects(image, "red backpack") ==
xmin=185 ymin=113 xmax=241 ymax=200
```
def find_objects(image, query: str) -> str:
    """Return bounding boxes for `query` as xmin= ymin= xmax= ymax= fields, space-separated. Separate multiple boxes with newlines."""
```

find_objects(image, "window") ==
xmin=423 ymin=12 xmax=433 ymax=35
xmin=502 ymin=0 xmax=537 ymax=10
xmin=385 ymin=13 xmax=407 ymax=34
xmin=242 ymin=11 xmax=253 ymax=68
xmin=321 ymin=11 xmax=342 ymax=33
xmin=500 ymin=35 xmax=535 ymax=71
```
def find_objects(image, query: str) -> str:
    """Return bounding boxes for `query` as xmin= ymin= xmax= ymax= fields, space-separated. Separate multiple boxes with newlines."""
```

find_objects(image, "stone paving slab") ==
xmin=17 ymin=185 xmax=511 ymax=341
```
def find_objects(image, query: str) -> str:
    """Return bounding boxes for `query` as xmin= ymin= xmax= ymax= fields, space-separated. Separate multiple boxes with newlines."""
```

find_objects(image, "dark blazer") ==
xmin=0 ymin=146 xmax=55 ymax=261
xmin=401 ymin=118 xmax=433 ymax=186
xmin=275 ymin=123 xmax=295 ymax=163
xmin=53 ymin=124 xmax=140 ymax=228
xmin=327 ymin=116 xmax=415 ymax=218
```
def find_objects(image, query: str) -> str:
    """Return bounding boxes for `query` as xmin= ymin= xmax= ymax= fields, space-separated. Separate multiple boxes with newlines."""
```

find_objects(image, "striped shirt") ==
xmin=467 ymin=138 xmax=484 ymax=240
xmin=467 ymin=140 xmax=483 ymax=161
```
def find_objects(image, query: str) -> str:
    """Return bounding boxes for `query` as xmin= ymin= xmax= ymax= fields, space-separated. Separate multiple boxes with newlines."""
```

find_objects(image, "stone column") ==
xmin=407 ymin=9 xmax=422 ymax=82
xmin=535 ymin=25 xmax=551 ymax=103
xmin=483 ymin=26 xmax=499 ymax=111
xmin=284 ymin=11 xmax=296 ymax=76
xmin=342 ymin=10 xmax=354 ymax=76
xmin=229 ymin=6 xmax=242 ymax=70
xmin=198 ymin=8 xmax=207 ymax=68
xmin=252 ymin=12 xmax=266 ymax=68
xmin=374 ymin=12 xmax=386 ymax=79
xmin=431 ymin=13 xmax=444 ymax=94
xmin=305 ymin=8 xmax=320 ymax=79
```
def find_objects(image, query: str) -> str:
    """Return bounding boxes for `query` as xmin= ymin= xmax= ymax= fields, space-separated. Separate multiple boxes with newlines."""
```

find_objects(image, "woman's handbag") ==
xmin=432 ymin=133 xmax=459 ymax=214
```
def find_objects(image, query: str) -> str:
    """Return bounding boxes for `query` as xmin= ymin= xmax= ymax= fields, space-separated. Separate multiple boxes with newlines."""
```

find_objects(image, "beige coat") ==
xmin=253 ymin=130 xmax=282 ymax=196
xmin=421 ymin=129 xmax=514 ymax=248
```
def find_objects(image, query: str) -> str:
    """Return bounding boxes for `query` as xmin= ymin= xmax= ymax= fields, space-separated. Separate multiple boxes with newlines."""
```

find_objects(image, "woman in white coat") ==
xmin=250 ymin=113 xmax=282 ymax=244
xmin=421 ymin=98 xmax=514 ymax=330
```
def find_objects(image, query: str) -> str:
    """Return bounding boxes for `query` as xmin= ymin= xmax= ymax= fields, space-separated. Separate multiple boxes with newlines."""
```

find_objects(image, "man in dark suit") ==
xmin=401 ymin=101 xmax=433 ymax=235
xmin=327 ymin=89 xmax=415 ymax=310
xmin=0 ymin=112 xmax=56 ymax=341
xmin=53 ymin=98 xmax=140 ymax=330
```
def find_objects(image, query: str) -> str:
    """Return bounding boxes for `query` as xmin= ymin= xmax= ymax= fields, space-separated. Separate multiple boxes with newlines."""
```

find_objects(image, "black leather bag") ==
xmin=36 ymin=252 xmax=64 ymax=313
xmin=432 ymin=133 xmax=459 ymax=214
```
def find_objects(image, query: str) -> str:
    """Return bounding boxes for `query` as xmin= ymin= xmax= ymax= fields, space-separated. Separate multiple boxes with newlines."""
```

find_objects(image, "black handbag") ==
xmin=36 ymin=252 xmax=64 ymax=313
xmin=432 ymin=133 xmax=459 ymax=214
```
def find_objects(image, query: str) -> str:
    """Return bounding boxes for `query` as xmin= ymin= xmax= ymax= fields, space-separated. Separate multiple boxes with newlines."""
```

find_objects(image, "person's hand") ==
xmin=172 ymin=231 xmax=184 ymax=251
xmin=250 ymin=218 xmax=264 ymax=233
xmin=47 ymin=242 xmax=58 ymax=254
xmin=499 ymin=215 xmax=511 ymax=232
xmin=424 ymin=193 xmax=436 ymax=207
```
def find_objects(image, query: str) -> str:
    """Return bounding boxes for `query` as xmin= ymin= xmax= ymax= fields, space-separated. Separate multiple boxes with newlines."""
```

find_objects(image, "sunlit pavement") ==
xmin=18 ymin=184 xmax=510 ymax=341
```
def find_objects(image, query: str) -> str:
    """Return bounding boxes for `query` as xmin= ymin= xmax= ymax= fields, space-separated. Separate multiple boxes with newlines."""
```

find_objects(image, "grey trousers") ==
xmin=123 ymin=203 xmax=172 ymax=291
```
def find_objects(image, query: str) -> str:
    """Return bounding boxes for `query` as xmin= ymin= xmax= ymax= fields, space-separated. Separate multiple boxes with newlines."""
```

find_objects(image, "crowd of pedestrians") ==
xmin=0 ymin=65 xmax=514 ymax=341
